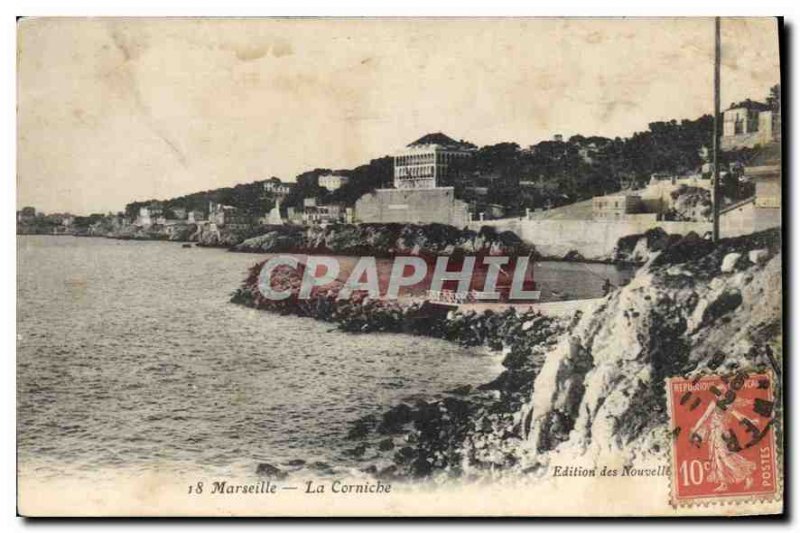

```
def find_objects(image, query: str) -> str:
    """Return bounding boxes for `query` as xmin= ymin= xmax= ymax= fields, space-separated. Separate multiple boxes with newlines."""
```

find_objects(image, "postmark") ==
xmin=666 ymin=371 xmax=779 ymax=507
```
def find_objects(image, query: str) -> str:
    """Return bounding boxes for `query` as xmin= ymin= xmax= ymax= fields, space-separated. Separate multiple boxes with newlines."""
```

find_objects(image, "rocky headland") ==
xmin=232 ymin=227 xmax=782 ymax=481
xmin=92 ymin=222 xmax=534 ymax=258
xmin=231 ymin=223 xmax=532 ymax=257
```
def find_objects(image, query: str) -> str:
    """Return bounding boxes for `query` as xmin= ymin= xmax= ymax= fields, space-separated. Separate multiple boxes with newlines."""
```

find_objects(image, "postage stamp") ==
xmin=666 ymin=371 xmax=780 ymax=507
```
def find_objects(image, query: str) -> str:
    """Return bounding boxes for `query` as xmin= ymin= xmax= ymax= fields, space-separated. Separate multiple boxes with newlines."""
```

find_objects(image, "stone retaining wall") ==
xmin=468 ymin=218 xmax=712 ymax=259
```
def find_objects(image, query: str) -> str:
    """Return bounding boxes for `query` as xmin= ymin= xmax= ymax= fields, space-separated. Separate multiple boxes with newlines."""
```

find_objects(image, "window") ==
xmin=748 ymin=110 xmax=760 ymax=133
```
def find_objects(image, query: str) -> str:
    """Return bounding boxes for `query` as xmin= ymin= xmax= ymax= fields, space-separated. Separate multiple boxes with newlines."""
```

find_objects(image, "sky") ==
xmin=17 ymin=17 xmax=780 ymax=215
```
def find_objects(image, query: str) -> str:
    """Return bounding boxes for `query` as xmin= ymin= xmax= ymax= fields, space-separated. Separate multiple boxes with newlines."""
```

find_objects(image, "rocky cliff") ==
xmin=669 ymin=185 xmax=712 ymax=221
xmin=335 ymin=228 xmax=782 ymax=479
xmin=518 ymin=228 xmax=781 ymax=469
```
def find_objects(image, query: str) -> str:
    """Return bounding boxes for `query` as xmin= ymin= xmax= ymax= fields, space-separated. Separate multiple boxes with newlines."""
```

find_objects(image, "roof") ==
xmin=726 ymin=100 xmax=771 ymax=112
xmin=719 ymin=196 xmax=755 ymax=215
xmin=407 ymin=132 xmax=463 ymax=148
xmin=594 ymin=192 xmax=641 ymax=199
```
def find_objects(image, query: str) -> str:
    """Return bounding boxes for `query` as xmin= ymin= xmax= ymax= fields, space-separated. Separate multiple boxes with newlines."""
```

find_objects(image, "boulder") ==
xmin=642 ymin=227 xmax=671 ymax=251
xmin=721 ymin=252 xmax=742 ymax=273
xmin=651 ymin=231 xmax=713 ymax=266
xmin=343 ymin=444 xmax=368 ymax=458
xmin=410 ymin=457 xmax=433 ymax=478
xmin=347 ymin=414 xmax=376 ymax=440
xmin=255 ymin=463 xmax=287 ymax=479
xmin=393 ymin=446 xmax=416 ymax=464
xmin=378 ymin=403 xmax=414 ymax=434
xmin=749 ymin=249 xmax=770 ymax=265
xmin=377 ymin=465 xmax=398 ymax=480
xmin=701 ymin=289 xmax=743 ymax=326
xmin=377 ymin=438 xmax=395 ymax=451
xmin=445 ymin=384 xmax=472 ymax=396
xmin=308 ymin=461 xmax=332 ymax=472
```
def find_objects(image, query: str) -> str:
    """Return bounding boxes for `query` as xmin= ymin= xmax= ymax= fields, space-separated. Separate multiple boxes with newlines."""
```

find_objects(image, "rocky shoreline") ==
xmin=229 ymin=250 xmax=576 ymax=479
xmin=66 ymin=222 xmax=534 ymax=257
xmin=232 ymin=288 xmax=572 ymax=480
xmin=26 ymin=220 xmax=651 ymax=264
xmin=232 ymin=227 xmax=782 ymax=482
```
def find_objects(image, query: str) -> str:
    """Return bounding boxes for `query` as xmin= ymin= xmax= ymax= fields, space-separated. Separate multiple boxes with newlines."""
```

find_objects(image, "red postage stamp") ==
xmin=666 ymin=371 xmax=780 ymax=507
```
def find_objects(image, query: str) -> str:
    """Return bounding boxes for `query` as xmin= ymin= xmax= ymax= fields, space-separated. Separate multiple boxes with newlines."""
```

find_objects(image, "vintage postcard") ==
xmin=16 ymin=17 xmax=783 ymax=517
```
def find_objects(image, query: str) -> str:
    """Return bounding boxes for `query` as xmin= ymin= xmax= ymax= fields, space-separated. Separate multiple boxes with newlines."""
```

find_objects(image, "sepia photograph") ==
xmin=15 ymin=15 xmax=784 ymax=517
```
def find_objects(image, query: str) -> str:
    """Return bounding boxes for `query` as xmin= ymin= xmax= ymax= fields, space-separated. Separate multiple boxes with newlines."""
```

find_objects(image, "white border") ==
xmin=4 ymin=1 xmax=798 ymax=530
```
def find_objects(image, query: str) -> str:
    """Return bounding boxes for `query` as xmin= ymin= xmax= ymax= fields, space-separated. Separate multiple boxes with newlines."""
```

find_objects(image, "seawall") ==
xmin=468 ymin=218 xmax=712 ymax=260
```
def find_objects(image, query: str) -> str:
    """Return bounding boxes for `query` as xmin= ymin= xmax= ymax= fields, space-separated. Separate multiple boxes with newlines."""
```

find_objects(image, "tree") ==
xmin=766 ymin=83 xmax=781 ymax=114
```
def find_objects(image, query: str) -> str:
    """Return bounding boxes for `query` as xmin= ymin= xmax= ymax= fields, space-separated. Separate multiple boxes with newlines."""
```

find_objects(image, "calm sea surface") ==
xmin=17 ymin=236 xmax=632 ymax=480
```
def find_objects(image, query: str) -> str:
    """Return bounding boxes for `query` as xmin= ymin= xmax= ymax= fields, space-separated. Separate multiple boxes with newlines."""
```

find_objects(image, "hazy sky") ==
xmin=18 ymin=17 xmax=780 ymax=215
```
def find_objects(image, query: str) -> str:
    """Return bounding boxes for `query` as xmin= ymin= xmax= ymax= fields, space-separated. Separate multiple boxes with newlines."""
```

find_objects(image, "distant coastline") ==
xmin=17 ymin=221 xmax=655 ymax=266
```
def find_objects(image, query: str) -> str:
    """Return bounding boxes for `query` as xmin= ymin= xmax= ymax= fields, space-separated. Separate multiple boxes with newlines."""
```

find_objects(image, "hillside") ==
xmin=120 ymin=85 xmax=778 ymax=221
xmin=124 ymin=180 xmax=272 ymax=220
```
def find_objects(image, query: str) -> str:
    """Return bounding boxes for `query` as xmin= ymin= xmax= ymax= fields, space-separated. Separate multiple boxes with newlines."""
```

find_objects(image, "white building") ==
xmin=302 ymin=197 xmax=350 ymax=225
xmin=720 ymin=142 xmax=781 ymax=237
xmin=355 ymin=187 xmax=470 ymax=227
xmin=592 ymin=193 xmax=644 ymax=220
xmin=207 ymin=202 xmax=254 ymax=230
xmin=136 ymin=203 xmax=163 ymax=227
xmin=263 ymin=178 xmax=293 ymax=195
xmin=187 ymin=210 xmax=205 ymax=224
xmin=318 ymin=174 xmax=349 ymax=192
xmin=393 ymin=132 xmax=474 ymax=190
xmin=721 ymin=100 xmax=778 ymax=150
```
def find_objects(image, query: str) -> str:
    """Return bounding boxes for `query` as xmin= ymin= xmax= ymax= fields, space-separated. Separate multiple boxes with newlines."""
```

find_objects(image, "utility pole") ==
xmin=712 ymin=16 xmax=721 ymax=242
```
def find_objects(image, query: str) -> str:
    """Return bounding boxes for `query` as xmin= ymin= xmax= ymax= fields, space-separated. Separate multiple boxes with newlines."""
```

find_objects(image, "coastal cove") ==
xmin=17 ymin=235 xmax=631 ymax=482
xmin=229 ymin=227 xmax=782 ymax=480
xmin=16 ymin=227 xmax=784 ymax=509
xmin=17 ymin=236 xmax=503 ymax=480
